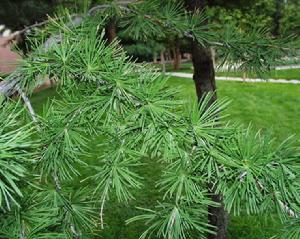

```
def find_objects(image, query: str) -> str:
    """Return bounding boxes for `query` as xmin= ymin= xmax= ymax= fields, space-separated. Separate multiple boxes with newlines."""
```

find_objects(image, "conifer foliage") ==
xmin=0 ymin=1 xmax=299 ymax=238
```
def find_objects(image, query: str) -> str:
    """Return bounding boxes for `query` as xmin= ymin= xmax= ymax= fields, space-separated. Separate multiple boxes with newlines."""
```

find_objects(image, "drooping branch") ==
xmin=14 ymin=78 xmax=67 ymax=210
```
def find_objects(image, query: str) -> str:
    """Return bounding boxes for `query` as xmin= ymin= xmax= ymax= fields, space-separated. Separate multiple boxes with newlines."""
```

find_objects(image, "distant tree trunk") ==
xmin=173 ymin=40 xmax=181 ymax=71
xmin=105 ymin=18 xmax=117 ymax=43
xmin=153 ymin=52 xmax=158 ymax=63
xmin=242 ymin=72 xmax=247 ymax=82
xmin=160 ymin=51 xmax=166 ymax=73
xmin=273 ymin=0 xmax=282 ymax=36
xmin=166 ymin=49 xmax=171 ymax=61
xmin=211 ymin=47 xmax=216 ymax=69
xmin=185 ymin=1 xmax=228 ymax=239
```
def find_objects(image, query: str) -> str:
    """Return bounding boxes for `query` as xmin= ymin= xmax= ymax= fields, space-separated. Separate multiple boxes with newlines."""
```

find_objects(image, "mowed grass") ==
xmin=170 ymin=77 xmax=300 ymax=141
xmin=165 ymin=61 xmax=300 ymax=80
xmin=30 ymin=77 xmax=300 ymax=239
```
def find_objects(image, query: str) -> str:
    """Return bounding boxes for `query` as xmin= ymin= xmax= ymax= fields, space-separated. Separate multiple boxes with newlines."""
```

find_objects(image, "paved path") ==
xmin=167 ymin=72 xmax=300 ymax=84
xmin=275 ymin=64 xmax=300 ymax=70
xmin=218 ymin=64 xmax=300 ymax=71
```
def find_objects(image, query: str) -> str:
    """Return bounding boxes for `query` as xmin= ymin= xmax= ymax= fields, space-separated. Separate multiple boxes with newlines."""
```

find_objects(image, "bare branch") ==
xmin=279 ymin=200 xmax=298 ymax=218
xmin=238 ymin=171 xmax=247 ymax=182
xmin=52 ymin=171 xmax=62 ymax=192
xmin=70 ymin=224 xmax=80 ymax=239
xmin=15 ymin=83 xmax=38 ymax=124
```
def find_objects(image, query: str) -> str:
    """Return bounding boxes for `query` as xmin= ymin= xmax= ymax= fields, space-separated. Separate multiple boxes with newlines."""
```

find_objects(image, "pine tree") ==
xmin=0 ymin=1 xmax=299 ymax=239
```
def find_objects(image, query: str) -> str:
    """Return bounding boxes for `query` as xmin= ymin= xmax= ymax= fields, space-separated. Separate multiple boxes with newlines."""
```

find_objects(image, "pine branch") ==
xmin=13 ymin=80 xmax=57 ymax=239
xmin=86 ymin=2 xmax=196 ymax=41
xmin=256 ymin=179 xmax=298 ymax=218
xmin=0 ymin=14 xmax=83 ymax=98
xmin=9 ymin=13 xmax=83 ymax=40
xmin=243 ymin=176 xmax=298 ymax=218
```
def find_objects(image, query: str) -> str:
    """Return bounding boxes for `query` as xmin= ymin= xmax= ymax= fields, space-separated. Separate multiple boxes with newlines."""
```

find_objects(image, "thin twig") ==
xmin=70 ymin=224 xmax=80 ymax=239
xmin=99 ymin=196 xmax=106 ymax=229
xmin=15 ymin=83 xmax=38 ymax=124
xmin=99 ymin=190 xmax=107 ymax=229
xmin=99 ymin=181 xmax=111 ymax=229
xmin=10 ymin=14 xmax=82 ymax=39
xmin=20 ymin=220 xmax=26 ymax=239
xmin=11 ymin=20 xmax=50 ymax=38
xmin=167 ymin=207 xmax=177 ymax=239
xmin=238 ymin=171 xmax=247 ymax=182
xmin=278 ymin=200 xmax=298 ymax=218
xmin=88 ymin=0 xmax=135 ymax=15
xmin=52 ymin=171 xmax=62 ymax=192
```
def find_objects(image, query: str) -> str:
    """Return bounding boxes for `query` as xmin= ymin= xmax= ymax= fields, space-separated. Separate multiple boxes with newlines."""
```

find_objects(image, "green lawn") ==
xmin=170 ymin=77 xmax=300 ymax=141
xmin=165 ymin=61 xmax=300 ymax=80
xmin=30 ymin=77 xmax=300 ymax=239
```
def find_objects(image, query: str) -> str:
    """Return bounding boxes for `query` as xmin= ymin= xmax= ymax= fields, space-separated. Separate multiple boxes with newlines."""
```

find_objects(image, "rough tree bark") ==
xmin=185 ymin=1 xmax=228 ymax=239
xmin=191 ymin=43 xmax=217 ymax=102
xmin=105 ymin=18 xmax=117 ymax=43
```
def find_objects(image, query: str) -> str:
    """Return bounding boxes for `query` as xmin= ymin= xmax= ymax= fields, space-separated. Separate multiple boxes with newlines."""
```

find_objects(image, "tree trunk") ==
xmin=166 ymin=49 xmax=171 ymax=61
xmin=191 ymin=42 xmax=217 ymax=103
xmin=192 ymin=26 xmax=228 ymax=239
xmin=272 ymin=0 xmax=282 ymax=37
xmin=160 ymin=51 xmax=166 ymax=73
xmin=105 ymin=18 xmax=117 ymax=43
xmin=207 ymin=192 xmax=228 ymax=239
xmin=173 ymin=40 xmax=181 ymax=71
xmin=153 ymin=52 xmax=158 ymax=63
xmin=185 ymin=1 xmax=228 ymax=239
